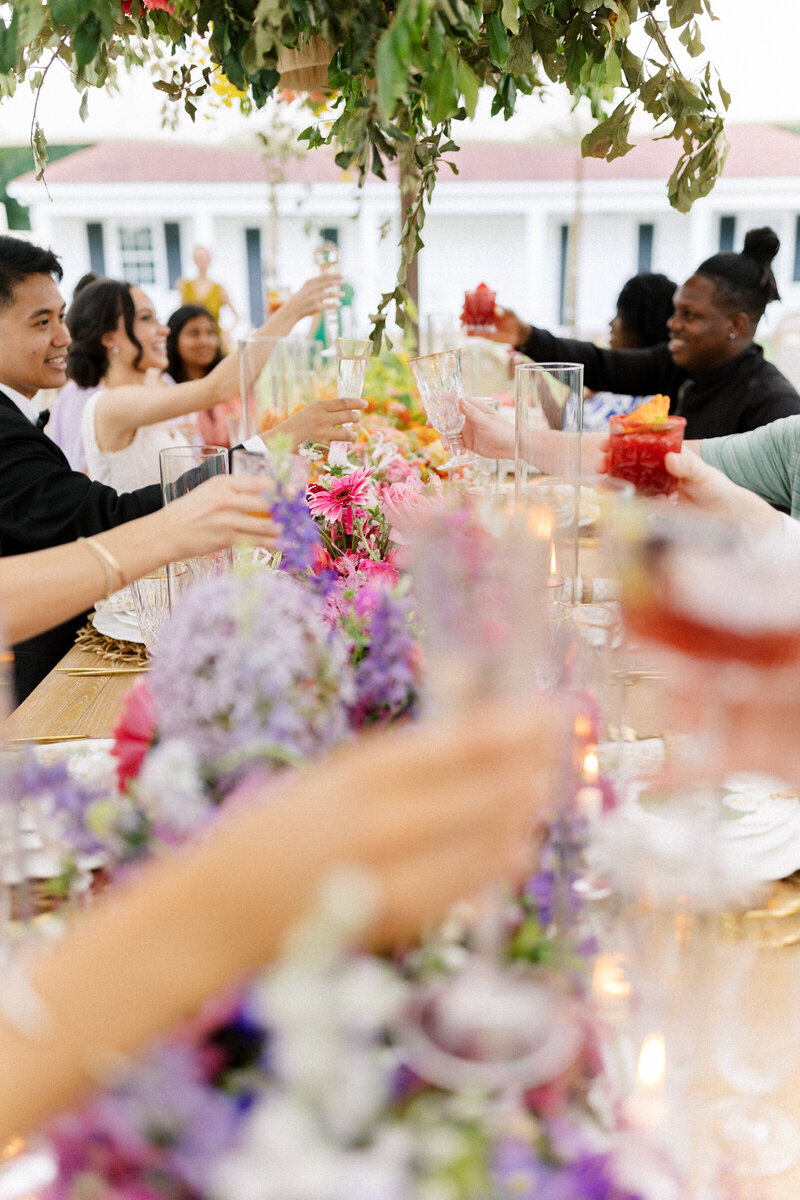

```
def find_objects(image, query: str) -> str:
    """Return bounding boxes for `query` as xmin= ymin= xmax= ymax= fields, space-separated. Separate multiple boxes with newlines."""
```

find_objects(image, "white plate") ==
xmin=622 ymin=773 xmax=800 ymax=885
xmin=90 ymin=607 xmax=145 ymax=644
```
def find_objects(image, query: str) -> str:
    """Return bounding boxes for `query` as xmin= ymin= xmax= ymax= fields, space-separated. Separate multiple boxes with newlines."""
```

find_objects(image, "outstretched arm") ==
xmin=0 ymin=476 xmax=273 ymax=644
xmin=0 ymin=698 xmax=563 ymax=1140
xmin=459 ymin=398 xmax=605 ymax=474
xmin=95 ymin=274 xmax=343 ymax=445
xmin=664 ymin=448 xmax=785 ymax=531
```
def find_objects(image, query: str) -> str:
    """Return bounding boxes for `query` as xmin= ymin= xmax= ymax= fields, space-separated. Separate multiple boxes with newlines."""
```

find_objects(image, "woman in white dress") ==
xmin=69 ymin=275 xmax=365 ymax=491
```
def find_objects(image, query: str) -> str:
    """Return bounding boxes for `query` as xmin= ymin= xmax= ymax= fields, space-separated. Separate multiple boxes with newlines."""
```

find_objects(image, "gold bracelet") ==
xmin=77 ymin=536 xmax=125 ymax=599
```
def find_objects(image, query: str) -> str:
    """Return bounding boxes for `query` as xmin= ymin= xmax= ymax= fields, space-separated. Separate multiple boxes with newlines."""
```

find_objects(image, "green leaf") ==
xmin=73 ymin=13 xmax=102 ymax=71
xmin=612 ymin=3 xmax=631 ymax=39
xmin=667 ymin=0 xmax=703 ymax=26
xmin=487 ymin=11 xmax=509 ymax=67
xmin=0 ymin=12 xmax=17 ymax=76
xmin=376 ymin=21 xmax=411 ymax=119
xmin=15 ymin=0 xmax=45 ymax=46
xmin=425 ymin=50 xmax=459 ymax=124
xmin=581 ymin=99 xmax=634 ymax=160
xmin=78 ymin=90 xmax=89 ymax=122
xmin=32 ymin=122 xmax=48 ymax=181
xmin=457 ymin=56 xmax=479 ymax=117
xmin=501 ymin=0 xmax=520 ymax=36
xmin=50 ymin=0 xmax=88 ymax=28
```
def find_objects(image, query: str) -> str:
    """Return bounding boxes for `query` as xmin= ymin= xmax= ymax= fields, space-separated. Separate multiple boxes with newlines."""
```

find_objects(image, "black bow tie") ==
xmin=35 ymin=408 xmax=50 ymax=430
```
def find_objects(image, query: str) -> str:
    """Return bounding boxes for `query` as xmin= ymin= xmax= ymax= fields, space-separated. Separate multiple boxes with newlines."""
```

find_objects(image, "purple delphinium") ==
xmin=348 ymin=586 xmax=418 ymax=727
xmin=148 ymin=571 xmax=354 ymax=794
xmin=271 ymin=487 xmax=321 ymax=575
xmin=12 ymin=752 xmax=106 ymax=859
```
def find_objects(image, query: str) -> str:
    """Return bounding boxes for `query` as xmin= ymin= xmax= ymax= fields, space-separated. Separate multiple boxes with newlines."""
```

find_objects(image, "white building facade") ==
xmin=10 ymin=124 xmax=800 ymax=372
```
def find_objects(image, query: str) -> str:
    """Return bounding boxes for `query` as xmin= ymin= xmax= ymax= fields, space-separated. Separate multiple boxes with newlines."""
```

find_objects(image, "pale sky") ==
xmin=0 ymin=0 xmax=797 ymax=150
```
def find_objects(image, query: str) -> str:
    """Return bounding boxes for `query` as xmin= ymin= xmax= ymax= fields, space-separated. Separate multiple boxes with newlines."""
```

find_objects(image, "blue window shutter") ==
xmin=164 ymin=223 xmax=182 ymax=287
xmin=558 ymin=223 xmax=568 ymax=326
xmin=245 ymin=228 xmax=263 ymax=327
xmin=638 ymin=223 xmax=654 ymax=272
xmin=719 ymin=216 xmax=736 ymax=252
xmin=86 ymin=223 xmax=105 ymax=275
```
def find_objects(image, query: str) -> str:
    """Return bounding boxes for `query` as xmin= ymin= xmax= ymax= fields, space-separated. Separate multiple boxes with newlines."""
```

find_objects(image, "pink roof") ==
xmin=12 ymin=123 xmax=800 ymax=187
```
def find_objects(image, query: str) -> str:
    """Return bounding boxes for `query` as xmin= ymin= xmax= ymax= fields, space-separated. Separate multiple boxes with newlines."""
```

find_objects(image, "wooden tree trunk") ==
xmin=399 ymin=142 xmax=420 ymax=349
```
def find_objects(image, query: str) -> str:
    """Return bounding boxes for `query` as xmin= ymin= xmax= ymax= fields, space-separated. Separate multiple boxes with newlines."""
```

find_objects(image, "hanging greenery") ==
xmin=2 ymin=0 xmax=728 ymax=340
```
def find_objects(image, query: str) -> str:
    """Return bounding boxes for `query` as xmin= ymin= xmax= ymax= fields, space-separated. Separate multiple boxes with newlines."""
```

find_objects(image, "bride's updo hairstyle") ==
xmin=66 ymin=278 xmax=143 ymax=388
xmin=695 ymin=227 xmax=781 ymax=325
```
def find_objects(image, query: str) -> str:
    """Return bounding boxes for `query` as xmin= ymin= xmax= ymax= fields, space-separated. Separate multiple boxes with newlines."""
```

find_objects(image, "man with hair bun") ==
xmin=481 ymin=227 xmax=800 ymax=438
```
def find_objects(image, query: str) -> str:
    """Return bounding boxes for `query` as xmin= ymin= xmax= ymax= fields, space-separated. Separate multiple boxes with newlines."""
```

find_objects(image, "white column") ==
xmin=355 ymin=192 xmax=383 ymax=334
xmin=191 ymin=212 xmax=216 ymax=252
xmin=686 ymin=203 xmax=715 ymax=278
xmin=522 ymin=208 xmax=550 ymax=327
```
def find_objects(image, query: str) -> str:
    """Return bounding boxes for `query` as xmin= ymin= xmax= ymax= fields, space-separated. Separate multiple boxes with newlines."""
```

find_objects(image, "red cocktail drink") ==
xmin=618 ymin=512 xmax=800 ymax=666
xmin=608 ymin=414 xmax=686 ymax=497
xmin=461 ymin=283 xmax=496 ymax=333
xmin=624 ymin=595 xmax=800 ymax=666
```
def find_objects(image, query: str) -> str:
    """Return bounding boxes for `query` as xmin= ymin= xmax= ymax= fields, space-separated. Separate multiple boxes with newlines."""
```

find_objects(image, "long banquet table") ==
xmin=10 ymin=642 xmax=144 ymax=742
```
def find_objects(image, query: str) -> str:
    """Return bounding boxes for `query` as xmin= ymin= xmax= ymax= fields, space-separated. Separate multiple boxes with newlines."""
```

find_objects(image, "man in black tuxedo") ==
xmin=0 ymin=237 xmax=162 ymax=701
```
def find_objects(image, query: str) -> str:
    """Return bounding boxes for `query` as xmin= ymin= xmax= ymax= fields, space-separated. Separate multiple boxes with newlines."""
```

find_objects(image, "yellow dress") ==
xmin=179 ymin=279 xmax=226 ymax=326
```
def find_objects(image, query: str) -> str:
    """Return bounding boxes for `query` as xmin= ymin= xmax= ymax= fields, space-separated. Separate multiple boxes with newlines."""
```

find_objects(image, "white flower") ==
xmin=135 ymin=739 xmax=209 ymax=835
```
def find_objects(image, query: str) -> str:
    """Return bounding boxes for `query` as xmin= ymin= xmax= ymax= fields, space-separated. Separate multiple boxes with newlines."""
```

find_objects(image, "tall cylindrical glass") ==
xmin=272 ymin=339 xmax=328 ymax=418
xmin=237 ymin=335 xmax=282 ymax=443
xmin=515 ymin=363 xmax=584 ymax=598
xmin=159 ymin=445 xmax=231 ymax=582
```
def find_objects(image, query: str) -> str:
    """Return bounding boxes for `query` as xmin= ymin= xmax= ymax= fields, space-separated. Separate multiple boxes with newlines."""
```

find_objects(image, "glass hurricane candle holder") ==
xmin=515 ymin=363 xmax=584 ymax=599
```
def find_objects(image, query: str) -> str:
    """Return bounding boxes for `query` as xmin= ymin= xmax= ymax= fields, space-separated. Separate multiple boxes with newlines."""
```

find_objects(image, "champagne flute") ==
xmin=159 ymin=445 xmax=231 ymax=583
xmin=334 ymin=337 xmax=370 ymax=400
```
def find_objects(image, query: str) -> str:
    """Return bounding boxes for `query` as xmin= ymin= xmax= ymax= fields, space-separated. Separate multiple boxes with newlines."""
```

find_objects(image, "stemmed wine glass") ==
xmin=409 ymin=348 xmax=472 ymax=471
xmin=313 ymin=240 xmax=341 ymax=348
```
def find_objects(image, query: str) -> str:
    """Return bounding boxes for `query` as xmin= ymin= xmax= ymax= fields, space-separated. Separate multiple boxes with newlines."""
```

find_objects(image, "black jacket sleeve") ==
xmin=517 ymin=328 xmax=684 ymax=400
xmin=0 ymin=416 xmax=162 ymax=555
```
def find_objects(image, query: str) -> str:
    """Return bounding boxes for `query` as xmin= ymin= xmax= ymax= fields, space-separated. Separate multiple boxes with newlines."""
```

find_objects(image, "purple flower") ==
xmin=271 ymin=488 xmax=321 ymax=575
xmin=12 ymin=751 xmax=106 ymax=859
xmin=47 ymin=1045 xmax=241 ymax=1197
xmin=148 ymin=571 xmax=355 ymax=795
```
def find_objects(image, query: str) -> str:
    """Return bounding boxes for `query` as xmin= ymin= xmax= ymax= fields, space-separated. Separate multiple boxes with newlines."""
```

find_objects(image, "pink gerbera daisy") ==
xmin=307 ymin=468 xmax=374 ymax=524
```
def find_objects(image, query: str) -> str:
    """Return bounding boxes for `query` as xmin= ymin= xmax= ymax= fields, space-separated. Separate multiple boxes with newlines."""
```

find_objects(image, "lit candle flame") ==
xmin=592 ymin=954 xmax=631 ymax=1000
xmin=583 ymin=746 xmax=599 ymax=784
xmin=574 ymin=713 xmax=592 ymax=739
xmin=637 ymin=1033 xmax=666 ymax=1090
xmin=549 ymin=541 xmax=558 ymax=576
